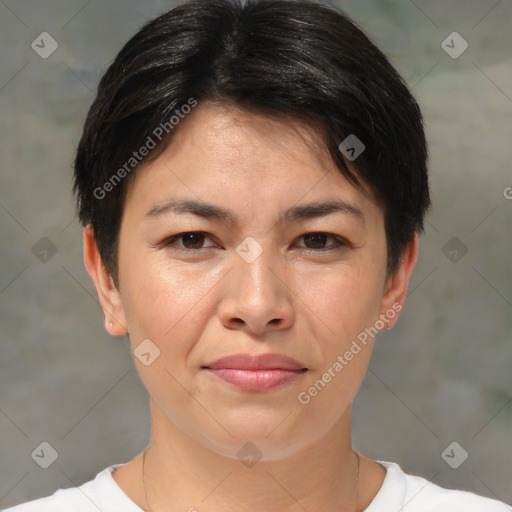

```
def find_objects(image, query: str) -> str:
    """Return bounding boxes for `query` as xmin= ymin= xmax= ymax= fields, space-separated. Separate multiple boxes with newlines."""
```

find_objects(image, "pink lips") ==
xmin=203 ymin=353 xmax=308 ymax=392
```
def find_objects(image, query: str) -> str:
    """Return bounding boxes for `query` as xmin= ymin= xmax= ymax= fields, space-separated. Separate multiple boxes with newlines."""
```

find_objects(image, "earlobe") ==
xmin=379 ymin=233 xmax=419 ymax=329
xmin=83 ymin=225 xmax=128 ymax=336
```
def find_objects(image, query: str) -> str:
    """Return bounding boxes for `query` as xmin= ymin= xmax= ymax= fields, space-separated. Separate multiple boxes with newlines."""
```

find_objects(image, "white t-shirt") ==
xmin=3 ymin=460 xmax=511 ymax=512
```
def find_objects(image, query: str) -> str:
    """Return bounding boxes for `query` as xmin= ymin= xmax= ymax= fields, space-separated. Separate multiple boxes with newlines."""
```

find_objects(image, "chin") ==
xmin=191 ymin=416 xmax=323 ymax=463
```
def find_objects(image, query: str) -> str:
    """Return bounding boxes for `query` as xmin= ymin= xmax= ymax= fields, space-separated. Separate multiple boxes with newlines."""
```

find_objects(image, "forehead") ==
xmin=165 ymin=102 xmax=335 ymax=179
xmin=124 ymin=102 xmax=381 ymax=223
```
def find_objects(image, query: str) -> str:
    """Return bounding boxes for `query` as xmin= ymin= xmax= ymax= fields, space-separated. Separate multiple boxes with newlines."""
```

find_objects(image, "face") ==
xmin=86 ymin=102 xmax=416 ymax=461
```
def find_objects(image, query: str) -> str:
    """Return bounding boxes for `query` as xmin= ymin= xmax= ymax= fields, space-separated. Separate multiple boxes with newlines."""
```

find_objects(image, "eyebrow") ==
xmin=145 ymin=198 xmax=365 ymax=225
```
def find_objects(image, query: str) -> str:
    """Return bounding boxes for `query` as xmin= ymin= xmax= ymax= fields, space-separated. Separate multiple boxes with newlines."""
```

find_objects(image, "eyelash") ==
xmin=160 ymin=231 xmax=349 ymax=253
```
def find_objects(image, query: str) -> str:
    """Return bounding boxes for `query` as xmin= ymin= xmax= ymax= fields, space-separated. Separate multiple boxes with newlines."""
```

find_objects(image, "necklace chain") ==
xmin=142 ymin=448 xmax=360 ymax=512
xmin=142 ymin=448 xmax=153 ymax=512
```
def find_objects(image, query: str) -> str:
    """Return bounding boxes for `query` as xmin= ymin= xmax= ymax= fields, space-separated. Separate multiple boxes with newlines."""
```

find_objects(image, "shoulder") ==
xmin=2 ymin=487 xmax=91 ymax=512
xmin=2 ymin=479 xmax=99 ymax=512
xmin=1 ymin=464 xmax=142 ymax=512
xmin=371 ymin=460 xmax=512 ymax=512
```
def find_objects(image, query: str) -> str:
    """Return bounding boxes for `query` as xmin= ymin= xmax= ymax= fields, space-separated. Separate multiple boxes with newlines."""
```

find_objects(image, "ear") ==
xmin=378 ymin=233 xmax=419 ymax=329
xmin=83 ymin=225 xmax=128 ymax=336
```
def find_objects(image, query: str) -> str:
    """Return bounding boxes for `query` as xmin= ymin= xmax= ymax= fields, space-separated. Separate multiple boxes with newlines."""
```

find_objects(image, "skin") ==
xmin=84 ymin=101 xmax=418 ymax=512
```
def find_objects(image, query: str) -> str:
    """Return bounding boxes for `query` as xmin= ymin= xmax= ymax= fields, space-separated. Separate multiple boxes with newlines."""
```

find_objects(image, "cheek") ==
xmin=121 ymin=263 xmax=221 ymax=410
xmin=299 ymin=264 xmax=384 ymax=344
xmin=293 ymin=269 xmax=381 ymax=432
xmin=120 ymin=258 xmax=220 ymax=351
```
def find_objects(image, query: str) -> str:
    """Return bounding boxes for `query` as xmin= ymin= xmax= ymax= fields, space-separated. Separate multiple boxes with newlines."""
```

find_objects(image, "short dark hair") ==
xmin=73 ymin=0 xmax=430 ymax=282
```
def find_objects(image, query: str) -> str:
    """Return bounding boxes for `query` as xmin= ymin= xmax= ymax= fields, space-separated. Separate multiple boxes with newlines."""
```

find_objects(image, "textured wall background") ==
xmin=0 ymin=0 xmax=511 ymax=508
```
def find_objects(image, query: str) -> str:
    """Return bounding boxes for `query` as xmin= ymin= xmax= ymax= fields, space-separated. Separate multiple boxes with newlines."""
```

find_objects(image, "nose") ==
xmin=217 ymin=245 xmax=296 ymax=337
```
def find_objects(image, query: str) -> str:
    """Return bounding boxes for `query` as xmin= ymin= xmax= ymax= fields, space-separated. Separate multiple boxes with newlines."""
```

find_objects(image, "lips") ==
xmin=202 ymin=353 xmax=308 ymax=392
xmin=203 ymin=353 xmax=307 ymax=371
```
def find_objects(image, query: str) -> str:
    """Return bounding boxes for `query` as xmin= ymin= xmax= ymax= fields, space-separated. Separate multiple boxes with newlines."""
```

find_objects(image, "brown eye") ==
xmin=303 ymin=233 xmax=329 ymax=249
xmin=163 ymin=232 xmax=215 ymax=251
xmin=180 ymin=232 xmax=206 ymax=249
xmin=298 ymin=232 xmax=346 ymax=251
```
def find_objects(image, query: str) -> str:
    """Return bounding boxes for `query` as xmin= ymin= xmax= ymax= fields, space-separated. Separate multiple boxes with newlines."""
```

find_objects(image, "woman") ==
xmin=5 ymin=0 xmax=510 ymax=510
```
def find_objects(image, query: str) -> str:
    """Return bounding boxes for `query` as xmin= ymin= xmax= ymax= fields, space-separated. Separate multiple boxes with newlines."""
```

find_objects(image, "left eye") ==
xmin=295 ymin=232 xmax=346 ymax=251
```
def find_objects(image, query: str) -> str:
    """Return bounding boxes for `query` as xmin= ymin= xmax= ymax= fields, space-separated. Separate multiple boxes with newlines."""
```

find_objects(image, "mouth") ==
xmin=202 ymin=353 xmax=308 ymax=392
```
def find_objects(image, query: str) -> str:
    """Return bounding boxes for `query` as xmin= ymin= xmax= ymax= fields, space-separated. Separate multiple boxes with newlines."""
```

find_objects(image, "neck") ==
xmin=141 ymin=398 xmax=363 ymax=512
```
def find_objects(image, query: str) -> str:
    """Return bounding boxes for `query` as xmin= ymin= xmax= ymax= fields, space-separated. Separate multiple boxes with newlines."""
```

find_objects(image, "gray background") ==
xmin=1 ymin=0 xmax=511 ymax=508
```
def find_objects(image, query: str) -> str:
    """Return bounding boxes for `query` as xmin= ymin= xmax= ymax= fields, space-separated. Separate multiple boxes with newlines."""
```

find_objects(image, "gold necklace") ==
xmin=142 ymin=448 xmax=360 ymax=512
